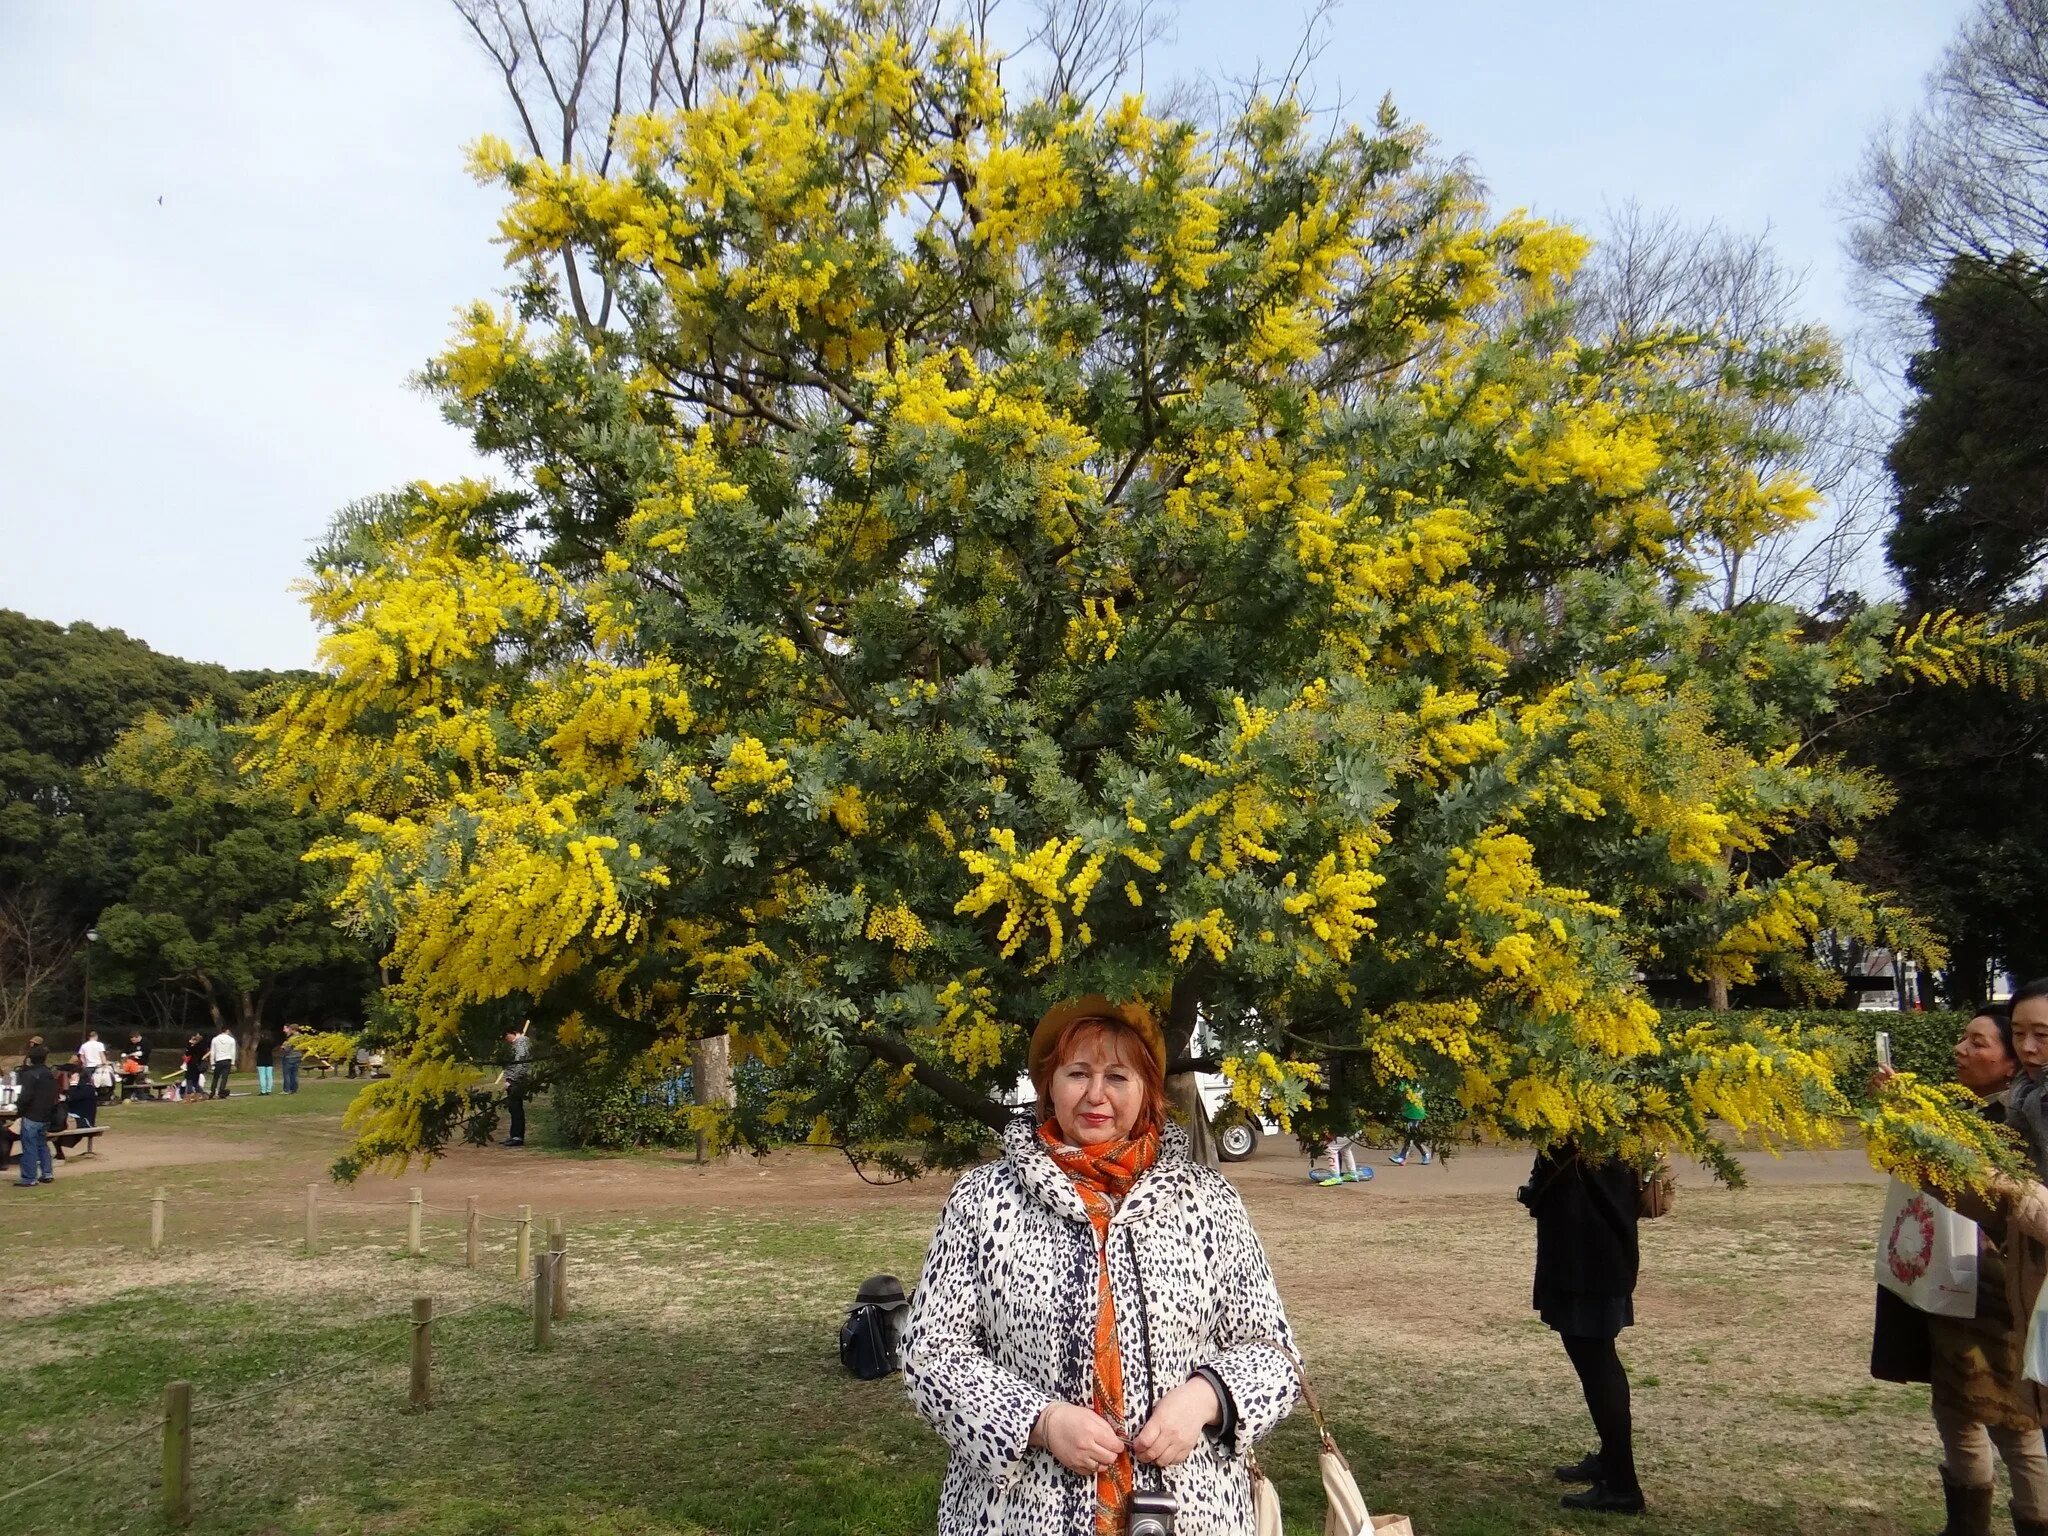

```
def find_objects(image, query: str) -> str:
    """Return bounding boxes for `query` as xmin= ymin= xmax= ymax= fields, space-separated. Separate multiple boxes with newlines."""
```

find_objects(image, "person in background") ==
xmin=12 ymin=1045 xmax=57 ymax=1188
xmin=121 ymin=1033 xmax=149 ymax=1100
xmin=1873 ymin=1006 xmax=2048 ymax=1536
xmin=1522 ymin=1142 xmax=1645 ymax=1514
xmin=254 ymin=1026 xmax=277 ymax=1095
xmin=1310 ymin=1132 xmax=1368 ymax=1186
xmin=59 ymin=1062 xmax=97 ymax=1131
xmin=78 ymin=1029 xmax=114 ymax=1104
xmin=181 ymin=1033 xmax=205 ymax=1101
xmin=208 ymin=1024 xmax=236 ymax=1099
xmin=2007 ymin=981 xmax=2048 ymax=1180
xmin=278 ymin=1025 xmax=303 ymax=1095
xmin=500 ymin=1025 xmax=531 ymax=1147
xmin=1389 ymin=1079 xmax=1432 ymax=1166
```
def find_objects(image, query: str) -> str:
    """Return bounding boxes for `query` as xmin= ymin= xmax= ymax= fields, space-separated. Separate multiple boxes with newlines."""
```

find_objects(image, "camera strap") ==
xmin=1122 ymin=1225 xmax=1166 ymax=1496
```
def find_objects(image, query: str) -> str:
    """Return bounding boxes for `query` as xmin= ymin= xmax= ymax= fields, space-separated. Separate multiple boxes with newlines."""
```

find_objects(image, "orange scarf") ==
xmin=1039 ymin=1121 xmax=1162 ymax=1535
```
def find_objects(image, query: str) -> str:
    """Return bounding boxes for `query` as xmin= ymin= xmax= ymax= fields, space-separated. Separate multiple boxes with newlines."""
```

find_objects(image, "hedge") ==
xmin=1661 ymin=1008 xmax=1972 ymax=1106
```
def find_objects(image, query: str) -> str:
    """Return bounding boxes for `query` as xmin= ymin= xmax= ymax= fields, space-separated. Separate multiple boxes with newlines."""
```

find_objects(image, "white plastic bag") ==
xmin=2023 ymin=1281 xmax=2048 ymax=1386
xmin=1874 ymin=1177 xmax=1978 ymax=1318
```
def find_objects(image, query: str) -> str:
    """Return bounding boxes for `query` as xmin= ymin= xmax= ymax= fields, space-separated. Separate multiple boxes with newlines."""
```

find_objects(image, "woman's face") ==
xmin=2014 ymin=997 xmax=2048 ymax=1079
xmin=1955 ymin=1014 xmax=2018 ymax=1096
xmin=1048 ymin=1027 xmax=1145 ymax=1147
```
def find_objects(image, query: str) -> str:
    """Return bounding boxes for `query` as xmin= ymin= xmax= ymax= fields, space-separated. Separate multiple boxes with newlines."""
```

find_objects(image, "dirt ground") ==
xmin=52 ymin=1094 xmax=1887 ymax=1218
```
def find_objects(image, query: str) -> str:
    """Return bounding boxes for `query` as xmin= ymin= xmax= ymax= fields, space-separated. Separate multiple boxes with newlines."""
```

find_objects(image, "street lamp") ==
xmin=84 ymin=928 xmax=98 ymax=1036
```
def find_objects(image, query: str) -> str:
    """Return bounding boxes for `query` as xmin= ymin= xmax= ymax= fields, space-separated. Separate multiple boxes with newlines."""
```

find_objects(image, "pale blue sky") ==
xmin=0 ymin=0 xmax=1968 ymax=670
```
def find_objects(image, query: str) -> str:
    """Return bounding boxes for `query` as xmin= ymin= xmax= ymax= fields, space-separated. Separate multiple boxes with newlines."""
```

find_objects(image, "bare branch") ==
xmin=1573 ymin=201 xmax=1891 ymax=611
xmin=1846 ymin=0 xmax=2048 ymax=339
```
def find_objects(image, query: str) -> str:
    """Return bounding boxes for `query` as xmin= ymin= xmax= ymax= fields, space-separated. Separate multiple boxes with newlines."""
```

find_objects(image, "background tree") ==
xmin=0 ymin=889 xmax=80 ymax=1039
xmin=1842 ymin=0 xmax=2048 ymax=1003
xmin=0 ymin=610 xmax=261 ymax=1039
xmin=1885 ymin=257 xmax=2048 ymax=611
xmin=1851 ymin=0 xmax=2048 ymax=332
xmin=1575 ymin=202 xmax=1890 ymax=617
xmin=92 ymin=709 xmax=374 ymax=1052
xmin=1836 ymin=258 xmax=2048 ymax=1002
xmin=254 ymin=1 xmax=2028 ymax=1190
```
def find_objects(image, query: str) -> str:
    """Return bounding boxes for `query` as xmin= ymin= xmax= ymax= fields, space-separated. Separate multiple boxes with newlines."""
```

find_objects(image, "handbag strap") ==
xmin=1241 ymin=1334 xmax=1340 ymax=1453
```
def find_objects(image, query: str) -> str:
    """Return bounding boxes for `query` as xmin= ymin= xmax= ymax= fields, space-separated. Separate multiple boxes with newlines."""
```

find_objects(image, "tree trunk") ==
xmin=1166 ymin=1072 xmax=1219 ymax=1168
xmin=1706 ymin=972 xmax=1731 ymax=1012
xmin=1931 ymin=942 xmax=1983 ymax=1009
xmin=691 ymin=1033 xmax=734 ymax=1165
xmin=201 ymin=982 xmax=228 ymax=1036
xmin=238 ymin=989 xmax=262 ymax=1061
xmin=1165 ymin=976 xmax=1219 ymax=1169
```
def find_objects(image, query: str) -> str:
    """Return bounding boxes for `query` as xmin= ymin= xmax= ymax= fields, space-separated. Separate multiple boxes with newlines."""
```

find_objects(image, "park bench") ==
xmin=0 ymin=1120 xmax=108 ymax=1169
xmin=50 ymin=1125 xmax=105 ymax=1159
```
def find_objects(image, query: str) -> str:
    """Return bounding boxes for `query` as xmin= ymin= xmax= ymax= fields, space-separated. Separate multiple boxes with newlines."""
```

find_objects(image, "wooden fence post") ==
xmin=304 ymin=1184 xmax=319 ymax=1255
xmin=514 ymin=1204 xmax=532 ymax=1281
xmin=548 ymin=1216 xmax=567 ymax=1320
xmin=161 ymin=1380 xmax=192 ymax=1526
xmin=150 ymin=1186 xmax=165 ymax=1255
xmin=532 ymin=1252 xmax=554 ymax=1350
xmin=465 ymin=1196 xmax=479 ymax=1269
xmin=407 ymin=1187 xmax=423 ymax=1258
xmin=409 ymin=1297 xmax=433 ymax=1410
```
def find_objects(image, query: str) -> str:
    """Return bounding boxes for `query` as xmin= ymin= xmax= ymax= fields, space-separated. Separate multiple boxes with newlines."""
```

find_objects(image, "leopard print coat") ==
xmin=903 ymin=1117 xmax=1300 ymax=1535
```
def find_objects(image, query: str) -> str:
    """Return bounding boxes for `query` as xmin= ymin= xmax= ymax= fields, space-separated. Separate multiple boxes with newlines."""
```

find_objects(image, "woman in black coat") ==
xmin=1522 ymin=1143 xmax=1644 ymax=1514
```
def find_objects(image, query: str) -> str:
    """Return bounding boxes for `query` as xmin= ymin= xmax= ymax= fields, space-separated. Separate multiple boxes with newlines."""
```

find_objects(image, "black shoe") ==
xmin=1560 ymin=1482 xmax=1644 ymax=1515
xmin=1554 ymin=1454 xmax=1602 ymax=1484
xmin=503 ymin=1138 xmax=524 ymax=1147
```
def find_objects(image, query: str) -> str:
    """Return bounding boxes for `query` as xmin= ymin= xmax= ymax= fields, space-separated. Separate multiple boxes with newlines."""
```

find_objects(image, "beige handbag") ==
xmin=1248 ymin=1343 xmax=1416 ymax=1536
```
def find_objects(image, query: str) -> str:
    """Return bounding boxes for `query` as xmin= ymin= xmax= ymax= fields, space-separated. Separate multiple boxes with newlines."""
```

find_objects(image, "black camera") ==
xmin=1128 ymin=1489 xmax=1179 ymax=1536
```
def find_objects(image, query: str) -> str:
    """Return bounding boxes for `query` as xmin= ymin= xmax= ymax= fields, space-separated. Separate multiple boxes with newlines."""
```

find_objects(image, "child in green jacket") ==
xmin=1389 ymin=1080 xmax=1431 ymax=1165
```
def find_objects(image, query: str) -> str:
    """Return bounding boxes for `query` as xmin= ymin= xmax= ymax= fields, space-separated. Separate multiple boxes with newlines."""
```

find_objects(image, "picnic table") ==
xmin=0 ymin=1107 xmax=108 ymax=1170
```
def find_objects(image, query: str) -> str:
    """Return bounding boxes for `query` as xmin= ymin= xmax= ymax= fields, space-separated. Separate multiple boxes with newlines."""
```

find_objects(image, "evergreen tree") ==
xmin=1844 ymin=259 xmax=2048 ymax=1002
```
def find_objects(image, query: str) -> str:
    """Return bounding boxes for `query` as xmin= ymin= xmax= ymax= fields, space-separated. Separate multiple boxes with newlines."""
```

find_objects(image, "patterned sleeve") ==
xmin=1198 ymin=1182 xmax=1301 ymax=1451
xmin=902 ymin=1173 xmax=1054 ymax=1480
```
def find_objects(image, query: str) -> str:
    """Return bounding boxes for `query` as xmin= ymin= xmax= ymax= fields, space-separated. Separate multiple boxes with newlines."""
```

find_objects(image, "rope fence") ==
xmin=0 ymin=1183 xmax=580 ymax=1524
xmin=2 ymin=1177 xmax=563 ymax=1281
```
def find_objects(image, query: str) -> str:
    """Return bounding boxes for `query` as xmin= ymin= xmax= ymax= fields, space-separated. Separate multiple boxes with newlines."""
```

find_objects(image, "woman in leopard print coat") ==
xmin=902 ymin=998 xmax=1300 ymax=1535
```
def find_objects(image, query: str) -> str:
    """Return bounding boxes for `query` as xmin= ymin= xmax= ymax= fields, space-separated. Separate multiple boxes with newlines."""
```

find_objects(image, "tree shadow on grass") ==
xmin=0 ymin=1294 xmax=1947 ymax=1536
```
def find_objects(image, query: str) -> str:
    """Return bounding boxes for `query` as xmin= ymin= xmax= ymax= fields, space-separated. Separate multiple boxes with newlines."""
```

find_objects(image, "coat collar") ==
xmin=1002 ymin=1115 xmax=1192 ymax=1227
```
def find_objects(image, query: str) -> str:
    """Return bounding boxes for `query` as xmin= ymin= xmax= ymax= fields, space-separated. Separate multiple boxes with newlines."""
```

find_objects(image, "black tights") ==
xmin=1560 ymin=1332 xmax=1638 ymax=1492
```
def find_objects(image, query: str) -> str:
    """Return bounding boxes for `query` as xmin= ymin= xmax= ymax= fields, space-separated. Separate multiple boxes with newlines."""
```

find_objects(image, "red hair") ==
xmin=1031 ymin=1016 xmax=1166 ymax=1136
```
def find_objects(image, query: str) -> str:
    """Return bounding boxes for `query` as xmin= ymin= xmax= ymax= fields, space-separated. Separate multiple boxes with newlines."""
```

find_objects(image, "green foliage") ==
xmin=0 ymin=609 xmax=258 ymax=902
xmin=551 ymin=1074 xmax=696 ymax=1151
xmin=90 ymin=707 xmax=374 ymax=1041
xmin=1841 ymin=255 xmax=2048 ymax=999
xmin=1888 ymin=257 xmax=2048 ymax=610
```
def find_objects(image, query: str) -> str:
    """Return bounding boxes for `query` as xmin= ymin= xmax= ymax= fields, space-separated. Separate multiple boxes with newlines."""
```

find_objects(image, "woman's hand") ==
xmin=1032 ymin=1402 xmax=1126 ymax=1476
xmin=1131 ymin=1375 xmax=1221 ymax=1468
xmin=1869 ymin=1065 xmax=1898 ymax=1098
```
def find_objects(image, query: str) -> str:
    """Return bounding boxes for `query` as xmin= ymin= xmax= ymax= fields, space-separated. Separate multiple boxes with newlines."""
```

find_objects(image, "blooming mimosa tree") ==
xmin=253 ymin=3 xmax=2027 ymax=1188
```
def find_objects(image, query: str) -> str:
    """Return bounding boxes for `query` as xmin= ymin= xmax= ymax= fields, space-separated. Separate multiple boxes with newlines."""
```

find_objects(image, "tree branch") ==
xmin=860 ymin=1028 xmax=1013 ymax=1130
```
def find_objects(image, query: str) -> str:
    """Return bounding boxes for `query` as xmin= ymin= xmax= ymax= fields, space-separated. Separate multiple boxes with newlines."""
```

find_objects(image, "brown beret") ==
xmin=1028 ymin=995 xmax=1168 ymax=1078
